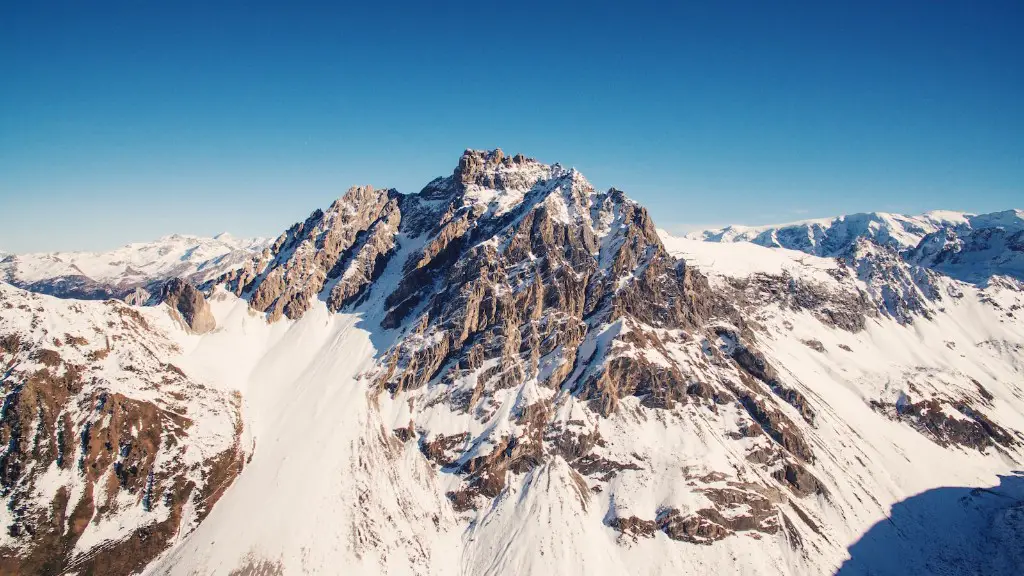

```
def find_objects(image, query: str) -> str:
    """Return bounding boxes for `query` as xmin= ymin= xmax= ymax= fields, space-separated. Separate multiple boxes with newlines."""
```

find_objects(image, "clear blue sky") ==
xmin=2 ymin=1 xmax=1021 ymax=253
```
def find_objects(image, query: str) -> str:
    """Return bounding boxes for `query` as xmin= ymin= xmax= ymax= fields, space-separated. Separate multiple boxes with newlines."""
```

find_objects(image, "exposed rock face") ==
xmin=160 ymin=278 xmax=216 ymax=334
xmin=121 ymin=286 xmax=152 ymax=306
xmin=845 ymin=238 xmax=942 ymax=324
xmin=724 ymin=268 xmax=874 ymax=332
xmin=374 ymin=151 xmax=728 ymax=406
xmin=871 ymin=396 xmax=1018 ymax=452
xmin=0 ymin=284 xmax=242 ymax=574
xmin=609 ymin=482 xmax=783 ymax=545
xmin=213 ymin=186 xmax=401 ymax=321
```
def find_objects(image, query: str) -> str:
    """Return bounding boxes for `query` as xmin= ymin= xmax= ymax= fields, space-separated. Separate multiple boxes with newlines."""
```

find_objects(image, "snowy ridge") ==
xmin=690 ymin=209 xmax=1023 ymax=284
xmin=686 ymin=208 xmax=1024 ymax=326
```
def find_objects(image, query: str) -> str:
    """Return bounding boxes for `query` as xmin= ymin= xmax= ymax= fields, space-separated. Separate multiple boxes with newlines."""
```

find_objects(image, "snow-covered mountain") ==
xmin=690 ymin=209 xmax=1024 ymax=325
xmin=690 ymin=210 xmax=972 ymax=252
xmin=0 ymin=284 xmax=242 ymax=574
xmin=2 ymin=150 xmax=1023 ymax=575
xmin=692 ymin=209 xmax=1024 ymax=285
xmin=0 ymin=233 xmax=269 ymax=301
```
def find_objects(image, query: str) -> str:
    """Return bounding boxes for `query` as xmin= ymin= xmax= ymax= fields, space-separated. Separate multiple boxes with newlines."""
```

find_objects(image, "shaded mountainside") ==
xmin=2 ymin=149 xmax=1023 ymax=575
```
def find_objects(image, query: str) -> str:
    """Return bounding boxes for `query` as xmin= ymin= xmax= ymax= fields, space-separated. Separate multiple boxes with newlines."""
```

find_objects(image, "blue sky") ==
xmin=1 ymin=1 xmax=1021 ymax=253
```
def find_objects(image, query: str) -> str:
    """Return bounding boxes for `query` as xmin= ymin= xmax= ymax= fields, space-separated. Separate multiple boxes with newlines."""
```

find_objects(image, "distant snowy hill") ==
xmin=907 ymin=210 xmax=1024 ymax=284
xmin=2 ymin=150 xmax=1022 ymax=575
xmin=0 ymin=233 xmax=269 ymax=300
xmin=692 ymin=209 xmax=1024 ymax=290
xmin=690 ymin=210 xmax=973 ymax=253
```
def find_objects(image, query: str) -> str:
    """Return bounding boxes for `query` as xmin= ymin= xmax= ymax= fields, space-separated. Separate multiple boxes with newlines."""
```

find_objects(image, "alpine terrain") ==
xmin=1 ymin=149 xmax=1022 ymax=576
xmin=1 ymin=234 xmax=269 ymax=303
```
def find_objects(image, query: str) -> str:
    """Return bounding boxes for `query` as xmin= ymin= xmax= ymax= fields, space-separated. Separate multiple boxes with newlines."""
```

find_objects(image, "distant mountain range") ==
xmin=0 ymin=233 xmax=269 ymax=301
xmin=690 ymin=209 xmax=1024 ymax=286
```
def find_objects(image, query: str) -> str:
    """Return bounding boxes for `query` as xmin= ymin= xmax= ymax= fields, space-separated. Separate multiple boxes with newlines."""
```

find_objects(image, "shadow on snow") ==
xmin=836 ymin=471 xmax=1024 ymax=576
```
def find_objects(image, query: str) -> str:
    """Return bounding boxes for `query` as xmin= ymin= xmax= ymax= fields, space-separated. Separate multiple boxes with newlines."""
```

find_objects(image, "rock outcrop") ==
xmin=160 ymin=278 xmax=216 ymax=334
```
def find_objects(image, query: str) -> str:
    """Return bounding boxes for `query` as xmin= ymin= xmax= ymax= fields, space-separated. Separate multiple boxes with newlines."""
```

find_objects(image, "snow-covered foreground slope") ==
xmin=145 ymin=292 xmax=464 ymax=575
xmin=0 ymin=284 xmax=242 ymax=574
xmin=1 ymin=233 xmax=269 ymax=301
xmin=4 ymin=150 xmax=1024 ymax=575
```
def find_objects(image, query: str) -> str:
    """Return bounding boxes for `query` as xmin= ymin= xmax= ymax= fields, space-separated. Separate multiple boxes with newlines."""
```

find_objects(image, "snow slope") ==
xmin=145 ymin=291 xmax=463 ymax=575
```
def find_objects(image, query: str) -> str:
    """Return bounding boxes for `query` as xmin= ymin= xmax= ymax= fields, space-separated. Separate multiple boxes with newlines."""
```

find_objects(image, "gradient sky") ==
xmin=2 ymin=1 xmax=1021 ymax=253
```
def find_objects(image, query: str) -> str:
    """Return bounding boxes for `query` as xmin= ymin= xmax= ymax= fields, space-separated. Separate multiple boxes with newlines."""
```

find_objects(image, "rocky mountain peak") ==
xmin=216 ymin=151 xmax=671 ymax=325
xmin=199 ymin=150 xmax=933 ymax=540
xmin=415 ymin=149 xmax=578 ymax=224
xmin=454 ymin=148 xmax=543 ymax=190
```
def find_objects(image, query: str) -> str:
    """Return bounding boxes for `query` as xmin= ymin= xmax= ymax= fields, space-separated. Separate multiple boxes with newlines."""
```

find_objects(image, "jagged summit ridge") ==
xmin=213 ymin=149 xmax=660 ymax=323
